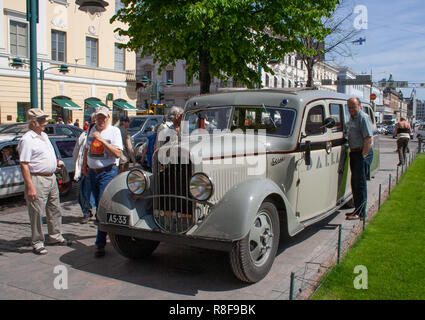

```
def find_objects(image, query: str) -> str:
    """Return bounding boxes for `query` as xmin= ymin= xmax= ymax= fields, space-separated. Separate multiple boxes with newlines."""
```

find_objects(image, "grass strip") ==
xmin=311 ymin=154 xmax=425 ymax=300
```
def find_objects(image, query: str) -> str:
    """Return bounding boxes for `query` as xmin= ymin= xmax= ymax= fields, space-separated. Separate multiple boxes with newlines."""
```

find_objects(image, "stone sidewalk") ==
xmin=0 ymin=136 xmax=417 ymax=300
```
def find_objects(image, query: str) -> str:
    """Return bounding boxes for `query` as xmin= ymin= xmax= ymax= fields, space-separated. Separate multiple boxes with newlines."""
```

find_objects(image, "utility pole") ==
xmin=27 ymin=0 xmax=38 ymax=109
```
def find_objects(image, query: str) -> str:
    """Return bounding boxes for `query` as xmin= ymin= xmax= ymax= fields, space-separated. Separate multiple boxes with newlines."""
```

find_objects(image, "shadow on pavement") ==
xmin=55 ymin=212 xmax=340 ymax=297
xmin=59 ymin=238 xmax=250 ymax=297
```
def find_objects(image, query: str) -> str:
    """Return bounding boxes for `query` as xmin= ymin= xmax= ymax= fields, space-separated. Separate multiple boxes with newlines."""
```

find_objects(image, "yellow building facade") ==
xmin=0 ymin=0 xmax=137 ymax=126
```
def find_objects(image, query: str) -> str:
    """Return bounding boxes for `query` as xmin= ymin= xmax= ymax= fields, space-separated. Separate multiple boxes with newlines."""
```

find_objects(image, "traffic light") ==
xmin=159 ymin=91 xmax=165 ymax=101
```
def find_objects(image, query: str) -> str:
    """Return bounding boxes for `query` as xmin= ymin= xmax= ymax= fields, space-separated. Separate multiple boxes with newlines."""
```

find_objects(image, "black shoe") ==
xmin=95 ymin=246 xmax=105 ymax=258
xmin=80 ymin=217 xmax=90 ymax=224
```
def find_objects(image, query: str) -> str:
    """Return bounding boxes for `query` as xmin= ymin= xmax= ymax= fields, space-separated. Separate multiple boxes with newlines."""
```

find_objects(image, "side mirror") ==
xmin=305 ymin=140 xmax=311 ymax=166
xmin=322 ymin=117 xmax=336 ymax=129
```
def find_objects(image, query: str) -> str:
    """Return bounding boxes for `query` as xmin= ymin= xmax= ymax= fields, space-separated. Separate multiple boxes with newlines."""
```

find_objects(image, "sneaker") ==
xmin=94 ymin=246 xmax=105 ymax=258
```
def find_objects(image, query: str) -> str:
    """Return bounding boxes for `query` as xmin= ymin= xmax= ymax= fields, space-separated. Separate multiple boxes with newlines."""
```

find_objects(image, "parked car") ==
xmin=416 ymin=124 xmax=425 ymax=140
xmin=96 ymin=89 xmax=379 ymax=283
xmin=0 ymin=134 xmax=78 ymax=199
xmin=127 ymin=115 xmax=164 ymax=136
xmin=127 ymin=115 xmax=165 ymax=161
xmin=0 ymin=123 xmax=82 ymax=138
xmin=385 ymin=124 xmax=396 ymax=138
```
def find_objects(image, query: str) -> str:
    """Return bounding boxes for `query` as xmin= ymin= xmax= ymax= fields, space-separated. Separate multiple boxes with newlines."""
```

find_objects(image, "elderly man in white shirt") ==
xmin=82 ymin=106 xmax=123 ymax=257
xmin=18 ymin=108 xmax=66 ymax=255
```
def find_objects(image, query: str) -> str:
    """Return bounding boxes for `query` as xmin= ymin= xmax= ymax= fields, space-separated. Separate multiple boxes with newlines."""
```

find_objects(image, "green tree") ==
xmin=298 ymin=1 xmax=361 ymax=87
xmin=112 ymin=0 xmax=339 ymax=94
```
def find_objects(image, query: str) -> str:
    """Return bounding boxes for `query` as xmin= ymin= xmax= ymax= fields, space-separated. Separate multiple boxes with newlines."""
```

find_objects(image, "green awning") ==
xmin=52 ymin=98 xmax=82 ymax=110
xmin=85 ymin=100 xmax=111 ymax=110
xmin=113 ymin=100 xmax=137 ymax=110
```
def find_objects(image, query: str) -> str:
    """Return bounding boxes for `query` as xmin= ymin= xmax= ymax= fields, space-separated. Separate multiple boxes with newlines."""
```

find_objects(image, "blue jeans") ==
xmin=350 ymin=150 xmax=373 ymax=217
xmin=88 ymin=166 xmax=118 ymax=248
xmin=78 ymin=175 xmax=96 ymax=218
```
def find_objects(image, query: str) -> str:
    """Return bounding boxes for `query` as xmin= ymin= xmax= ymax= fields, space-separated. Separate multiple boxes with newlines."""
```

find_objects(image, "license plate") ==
xmin=107 ymin=214 xmax=129 ymax=226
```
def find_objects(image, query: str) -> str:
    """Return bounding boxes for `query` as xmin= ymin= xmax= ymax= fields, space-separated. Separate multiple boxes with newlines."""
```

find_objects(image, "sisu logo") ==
xmin=271 ymin=157 xmax=285 ymax=166
xmin=306 ymin=150 xmax=340 ymax=171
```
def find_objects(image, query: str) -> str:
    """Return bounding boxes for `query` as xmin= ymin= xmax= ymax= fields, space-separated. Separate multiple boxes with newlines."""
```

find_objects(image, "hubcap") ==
xmin=249 ymin=211 xmax=274 ymax=267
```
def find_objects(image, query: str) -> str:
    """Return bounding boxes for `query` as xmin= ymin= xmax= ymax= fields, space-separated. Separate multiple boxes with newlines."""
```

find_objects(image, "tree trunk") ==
xmin=306 ymin=57 xmax=315 ymax=88
xmin=199 ymin=49 xmax=211 ymax=94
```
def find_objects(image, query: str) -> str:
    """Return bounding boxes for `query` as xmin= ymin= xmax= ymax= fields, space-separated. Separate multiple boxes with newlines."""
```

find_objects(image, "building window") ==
xmin=51 ymin=30 xmax=66 ymax=62
xmin=265 ymin=74 xmax=269 ymax=87
xmin=281 ymin=78 xmax=285 ymax=88
xmin=86 ymin=37 xmax=98 ymax=67
xmin=115 ymin=0 xmax=125 ymax=14
xmin=10 ymin=20 xmax=28 ymax=57
xmin=17 ymin=102 xmax=31 ymax=122
xmin=288 ymin=80 xmax=292 ymax=88
xmin=145 ymin=70 xmax=152 ymax=80
xmin=274 ymin=76 xmax=278 ymax=88
xmin=166 ymin=70 xmax=174 ymax=83
xmin=288 ymin=55 xmax=292 ymax=66
xmin=114 ymin=43 xmax=125 ymax=71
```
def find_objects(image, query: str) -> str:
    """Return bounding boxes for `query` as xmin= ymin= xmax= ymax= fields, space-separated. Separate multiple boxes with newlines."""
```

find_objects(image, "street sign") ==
xmin=321 ymin=79 xmax=333 ymax=85
xmin=335 ymin=75 xmax=372 ymax=86
xmin=378 ymin=81 xmax=408 ymax=88
xmin=370 ymin=93 xmax=377 ymax=101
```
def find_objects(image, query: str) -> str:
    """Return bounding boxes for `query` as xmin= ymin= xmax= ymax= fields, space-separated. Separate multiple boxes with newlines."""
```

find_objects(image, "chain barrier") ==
xmin=287 ymin=148 xmax=418 ymax=300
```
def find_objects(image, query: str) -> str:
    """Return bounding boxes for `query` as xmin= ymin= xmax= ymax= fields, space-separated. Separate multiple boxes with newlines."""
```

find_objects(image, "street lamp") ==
xmin=11 ymin=57 xmax=69 ymax=110
xmin=76 ymin=0 xmax=109 ymax=14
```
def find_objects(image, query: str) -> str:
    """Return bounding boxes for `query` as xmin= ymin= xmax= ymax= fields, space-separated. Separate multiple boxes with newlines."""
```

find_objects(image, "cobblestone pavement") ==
xmin=0 ymin=136 xmax=418 ymax=300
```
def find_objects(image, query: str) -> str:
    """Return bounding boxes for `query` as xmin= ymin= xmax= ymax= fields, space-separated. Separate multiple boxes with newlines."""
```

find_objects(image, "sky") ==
xmin=332 ymin=0 xmax=425 ymax=101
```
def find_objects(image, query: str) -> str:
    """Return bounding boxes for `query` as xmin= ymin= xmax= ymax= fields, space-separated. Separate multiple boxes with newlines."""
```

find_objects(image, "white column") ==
xmin=37 ymin=0 xmax=48 ymax=57
xmin=0 ymin=0 xmax=6 ymax=53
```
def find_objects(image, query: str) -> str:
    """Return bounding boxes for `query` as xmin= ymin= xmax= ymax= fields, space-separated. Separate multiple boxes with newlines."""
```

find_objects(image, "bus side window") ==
xmin=329 ymin=103 xmax=343 ymax=132
xmin=363 ymin=106 xmax=375 ymax=125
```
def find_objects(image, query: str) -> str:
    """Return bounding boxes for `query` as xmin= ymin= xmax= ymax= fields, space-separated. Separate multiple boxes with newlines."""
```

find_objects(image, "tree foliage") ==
xmin=112 ymin=0 xmax=339 ymax=93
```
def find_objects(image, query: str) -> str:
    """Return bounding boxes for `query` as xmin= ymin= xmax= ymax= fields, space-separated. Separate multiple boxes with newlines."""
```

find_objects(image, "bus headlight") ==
xmin=189 ymin=173 xmax=213 ymax=201
xmin=127 ymin=169 xmax=149 ymax=195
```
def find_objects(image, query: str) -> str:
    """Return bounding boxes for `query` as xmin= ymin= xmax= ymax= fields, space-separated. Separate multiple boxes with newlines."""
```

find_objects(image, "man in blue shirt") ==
xmin=346 ymin=97 xmax=373 ymax=220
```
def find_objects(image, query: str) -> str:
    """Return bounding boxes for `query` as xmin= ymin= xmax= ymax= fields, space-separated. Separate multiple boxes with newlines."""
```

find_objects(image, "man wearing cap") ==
xmin=17 ymin=108 xmax=66 ymax=255
xmin=82 ymin=106 xmax=123 ymax=257
xmin=118 ymin=115 xmax=136 ymax=173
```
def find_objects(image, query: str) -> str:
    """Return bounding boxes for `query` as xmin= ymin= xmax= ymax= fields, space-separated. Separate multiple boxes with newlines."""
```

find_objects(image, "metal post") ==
xmin=362 ymin=203 xmax=366 ymax=231
xmin=337 ymin=224 xmax=342 ymax=264
xmin=378 ymin=184 xmax=382 ymax=209
xmin=258 ymin=64 xmax=262 ymax=89
xmin=396 ymin=166 xmax=399 ymax=184
xmin=27 ymin=0 xmax=38 ymax=109
xmin=389 ymin=174 xmax=391 ymax=195
xmin=289 ymin=272 xmax=295 ymax=300
xmin=40 ymin=62 xmax=43 ymax=110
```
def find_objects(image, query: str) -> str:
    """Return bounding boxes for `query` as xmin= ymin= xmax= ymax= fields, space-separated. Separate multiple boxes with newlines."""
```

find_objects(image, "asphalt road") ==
xmin=0 ymin=135 xmax=419 ymax=300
